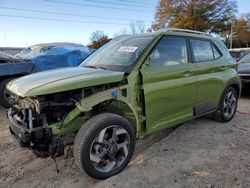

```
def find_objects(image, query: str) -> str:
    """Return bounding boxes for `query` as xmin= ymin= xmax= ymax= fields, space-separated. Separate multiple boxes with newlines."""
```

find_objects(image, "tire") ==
xmin=212 ymin=87 xmax=238 ymax=122
xmin=73 ymin=113 xmax=136 ymax=179
xmin=0 ymin=78 xmax=13 ymax=108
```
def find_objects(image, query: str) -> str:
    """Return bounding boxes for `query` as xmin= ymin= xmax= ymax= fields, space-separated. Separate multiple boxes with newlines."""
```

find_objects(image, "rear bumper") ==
xmin=7 ymin=108 xmax=64 ymax=157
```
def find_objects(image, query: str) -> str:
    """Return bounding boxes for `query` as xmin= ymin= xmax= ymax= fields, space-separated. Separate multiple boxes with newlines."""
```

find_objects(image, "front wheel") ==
xmin=73 ymin=113 xmax=136 ymax=179
xmin=212 ymin=87 xmax=238 ymax=122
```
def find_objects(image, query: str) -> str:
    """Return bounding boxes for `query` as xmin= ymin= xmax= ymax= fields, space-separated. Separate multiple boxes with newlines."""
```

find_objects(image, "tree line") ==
xmin=89 ymin=0 xmax=250 ymax=49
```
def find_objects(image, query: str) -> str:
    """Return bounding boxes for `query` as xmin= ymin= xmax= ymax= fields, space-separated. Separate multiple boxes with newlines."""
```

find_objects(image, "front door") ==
xmin=140 ymin=36 xmax=197 ymax=133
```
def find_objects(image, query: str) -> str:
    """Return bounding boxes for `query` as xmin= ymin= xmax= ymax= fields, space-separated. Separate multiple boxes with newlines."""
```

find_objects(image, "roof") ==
xmin=155 ymin=28 xmax=213 ymax=37
xmin=118 ymin=28 xmax=217 ymax=40
xmin=229 ymin=48 xmax=250 ymax=52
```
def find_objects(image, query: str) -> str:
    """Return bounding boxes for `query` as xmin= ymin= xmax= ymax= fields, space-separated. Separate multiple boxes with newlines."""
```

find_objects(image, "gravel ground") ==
xmin=0 ymin=96 xmax=250 ymax=188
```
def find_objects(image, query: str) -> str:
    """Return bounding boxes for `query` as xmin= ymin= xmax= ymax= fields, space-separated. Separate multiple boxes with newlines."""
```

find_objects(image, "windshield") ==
xmin=80 ymin=35 xmax=154 ymax=72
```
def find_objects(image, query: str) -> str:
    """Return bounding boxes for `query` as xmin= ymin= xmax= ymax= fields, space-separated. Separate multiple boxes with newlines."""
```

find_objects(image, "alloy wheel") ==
xmin=223 ymin=91 xmax=237 ymax=119
xmin=89 ymin=125 xmax=130 ymax=173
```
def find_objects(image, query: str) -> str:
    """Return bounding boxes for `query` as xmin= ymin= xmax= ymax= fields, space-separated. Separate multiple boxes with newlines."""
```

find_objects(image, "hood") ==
xmin=238 ymin=63 xmax=250 ymax=75
xmin=7 ymin=67 xmax=124 ymax=97
xmin=0 ymin=51 xmax=21 ymax=63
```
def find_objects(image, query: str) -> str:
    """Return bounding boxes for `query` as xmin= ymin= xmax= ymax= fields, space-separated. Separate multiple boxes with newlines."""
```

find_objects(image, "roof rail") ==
xmin=229 ymin=48 xmax=250 ymax=51
xmin=156 ymin=28 xmax=213 ymax=37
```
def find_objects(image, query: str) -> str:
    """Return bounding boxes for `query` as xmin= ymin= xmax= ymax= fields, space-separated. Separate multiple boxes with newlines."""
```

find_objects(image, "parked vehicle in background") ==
xmin=229 ymin=48 xmax=250 ymax=89
xmin=0 ymin=42 xmax=93 ymax=108
xmin=0 ymin=51 xmax=21 ymax=63
xmin=6 ymin=29 xmax=241 ymax=179
xmin=229 ymin=48 xmax=250 ymax=61
xmin=237 ymin=52 xmax=250 ymax=87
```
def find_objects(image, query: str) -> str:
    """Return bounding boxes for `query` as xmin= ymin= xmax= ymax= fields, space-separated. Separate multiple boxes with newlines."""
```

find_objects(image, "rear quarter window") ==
xmin=212 ymin=45 xmax=221 ymax=59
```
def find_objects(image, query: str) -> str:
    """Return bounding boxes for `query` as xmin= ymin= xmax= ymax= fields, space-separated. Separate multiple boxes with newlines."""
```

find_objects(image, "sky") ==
xmin=0 ymin=0 xmax=249 ymax=47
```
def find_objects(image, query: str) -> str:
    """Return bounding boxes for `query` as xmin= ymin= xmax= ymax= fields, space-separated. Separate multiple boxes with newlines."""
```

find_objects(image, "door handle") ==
xmin=219 ymin=66 xmax=227 ymax=71
xmin=183 ymin=71 xmax=192 ymax=77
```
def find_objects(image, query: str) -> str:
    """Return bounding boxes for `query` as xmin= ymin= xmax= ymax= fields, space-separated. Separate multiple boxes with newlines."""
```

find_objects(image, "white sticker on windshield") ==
xmin=118 ymin=46 xmax=138 ymax=53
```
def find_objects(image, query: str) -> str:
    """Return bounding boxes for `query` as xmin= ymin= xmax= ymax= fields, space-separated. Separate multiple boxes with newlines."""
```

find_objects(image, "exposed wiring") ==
xmin=52 ymin=156 xmax=60 ymax=174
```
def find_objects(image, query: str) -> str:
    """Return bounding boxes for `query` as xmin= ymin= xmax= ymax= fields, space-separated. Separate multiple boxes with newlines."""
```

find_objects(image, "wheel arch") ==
xmin=75 ymin=86 xmax=141 ymax=136
xmin=215 ymin=80 xmax=241 ymax=109
xmin=93 ymin=99 xmax=139 ymax=135
xmin=227 ymin=81 xmax=241 ymax=97
xmin=212 ymin=81 xmax=240 ymax=122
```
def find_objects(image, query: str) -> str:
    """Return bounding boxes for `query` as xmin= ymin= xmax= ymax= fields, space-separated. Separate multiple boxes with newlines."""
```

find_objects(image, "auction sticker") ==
xmin=118 ymin=46 xmax=138 ymax=52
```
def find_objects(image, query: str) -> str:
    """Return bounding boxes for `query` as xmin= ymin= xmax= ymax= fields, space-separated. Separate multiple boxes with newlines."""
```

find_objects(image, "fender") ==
xmin=51 ymin=85 xmax=141 ymax=136
xmin=225 ymin=77 xmax=242 ymax=97
xmin=76 ymin=85 xmax=140 ymax=132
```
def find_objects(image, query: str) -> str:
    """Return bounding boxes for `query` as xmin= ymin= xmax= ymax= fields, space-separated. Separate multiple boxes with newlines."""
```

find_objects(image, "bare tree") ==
xmin=243 ymin=13 xmax=250 ymax=29
xmin=89 ymin=30 xmax=110 ymax=49
xmin=90 ymin=30 xmax=105 ymax=42
xmin=129 ymin=21 xmax=146 ymax=34
xmin=113 ymin=29 xmax=128 ymax=37
xmin=113 ymin=22 xmax=146 ymax=38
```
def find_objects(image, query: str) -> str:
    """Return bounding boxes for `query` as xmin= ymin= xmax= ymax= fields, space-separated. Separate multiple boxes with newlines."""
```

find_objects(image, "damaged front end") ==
xmin=7 ymin=93 xmax=78 ymax=157
xmin=5 ymin=66 xmax=129 ymax=159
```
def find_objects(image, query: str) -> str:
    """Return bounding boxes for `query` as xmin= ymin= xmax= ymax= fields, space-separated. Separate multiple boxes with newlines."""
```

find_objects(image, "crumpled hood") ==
xmin=7 ymin=67 xmax=124 ymax=97
xmin=238 ymin=63 xmax=250 ymax=75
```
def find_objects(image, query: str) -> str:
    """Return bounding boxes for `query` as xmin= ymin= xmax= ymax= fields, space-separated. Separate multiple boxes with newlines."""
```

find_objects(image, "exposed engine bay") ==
xmin=7 ymin=83 xmax=123 ymax=157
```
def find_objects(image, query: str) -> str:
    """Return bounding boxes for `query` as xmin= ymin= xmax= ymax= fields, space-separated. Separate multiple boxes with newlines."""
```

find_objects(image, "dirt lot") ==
xmin=0 ymin=97 xmax=250 ymax=188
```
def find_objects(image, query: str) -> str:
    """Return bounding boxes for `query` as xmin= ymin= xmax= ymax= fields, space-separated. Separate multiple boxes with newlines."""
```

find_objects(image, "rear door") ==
xmin=140 ymin=35 xmax=197 ymax=133
xmin=189 ymin=38 xmax=228 ymax=114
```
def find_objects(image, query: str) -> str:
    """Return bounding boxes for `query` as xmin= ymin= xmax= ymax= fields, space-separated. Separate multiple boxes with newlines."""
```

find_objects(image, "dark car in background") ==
xmin=229 ymin=49 xmax=250 ymax=89
xmin=237 ymin=52 xmax=250 ymax=87
xmin=0 ymin=42 xmax=93 ymax=108
xmin=229 ymin=49 xmax=249 ymax=61
xmin=0 ymin=51 xmax=21 ymax=63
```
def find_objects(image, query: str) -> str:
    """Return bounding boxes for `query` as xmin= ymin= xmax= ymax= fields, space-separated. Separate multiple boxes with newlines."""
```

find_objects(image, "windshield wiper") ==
xmin=84 ymin=65 xmax=97 ymax=69
xmin=84 ymin=65 xmax=106 ymax=70
xmin=95 ymin=66 xmax=106 ymax=70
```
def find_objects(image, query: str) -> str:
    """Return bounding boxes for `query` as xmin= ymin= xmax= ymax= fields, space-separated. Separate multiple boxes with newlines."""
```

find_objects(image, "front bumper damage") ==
xmin=7 ymin=107 xmax=64 ymax=157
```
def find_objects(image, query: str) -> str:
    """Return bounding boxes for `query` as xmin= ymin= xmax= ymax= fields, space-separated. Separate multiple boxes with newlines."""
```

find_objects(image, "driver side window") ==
xmin=150 ymin=36 xmax=188 ymax=68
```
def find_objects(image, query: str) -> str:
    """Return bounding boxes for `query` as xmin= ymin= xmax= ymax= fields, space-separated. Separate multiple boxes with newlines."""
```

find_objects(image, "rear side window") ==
xmin=190 ymin=39 xmax=221 ymax=62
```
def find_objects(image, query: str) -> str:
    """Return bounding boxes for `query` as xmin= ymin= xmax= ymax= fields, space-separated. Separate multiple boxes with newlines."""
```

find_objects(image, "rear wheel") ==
xmin=0 ymin=78 xmax=13 ymax=108
xmin=73 ymin=113 xmax=135 ymax=179
xmin=212 ymin=87 xmax=238 ymax=122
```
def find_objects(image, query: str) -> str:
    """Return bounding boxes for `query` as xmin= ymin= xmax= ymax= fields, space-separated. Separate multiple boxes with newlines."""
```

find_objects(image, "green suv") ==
xmin=7 ymin=29 xmax=241 ymax=179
